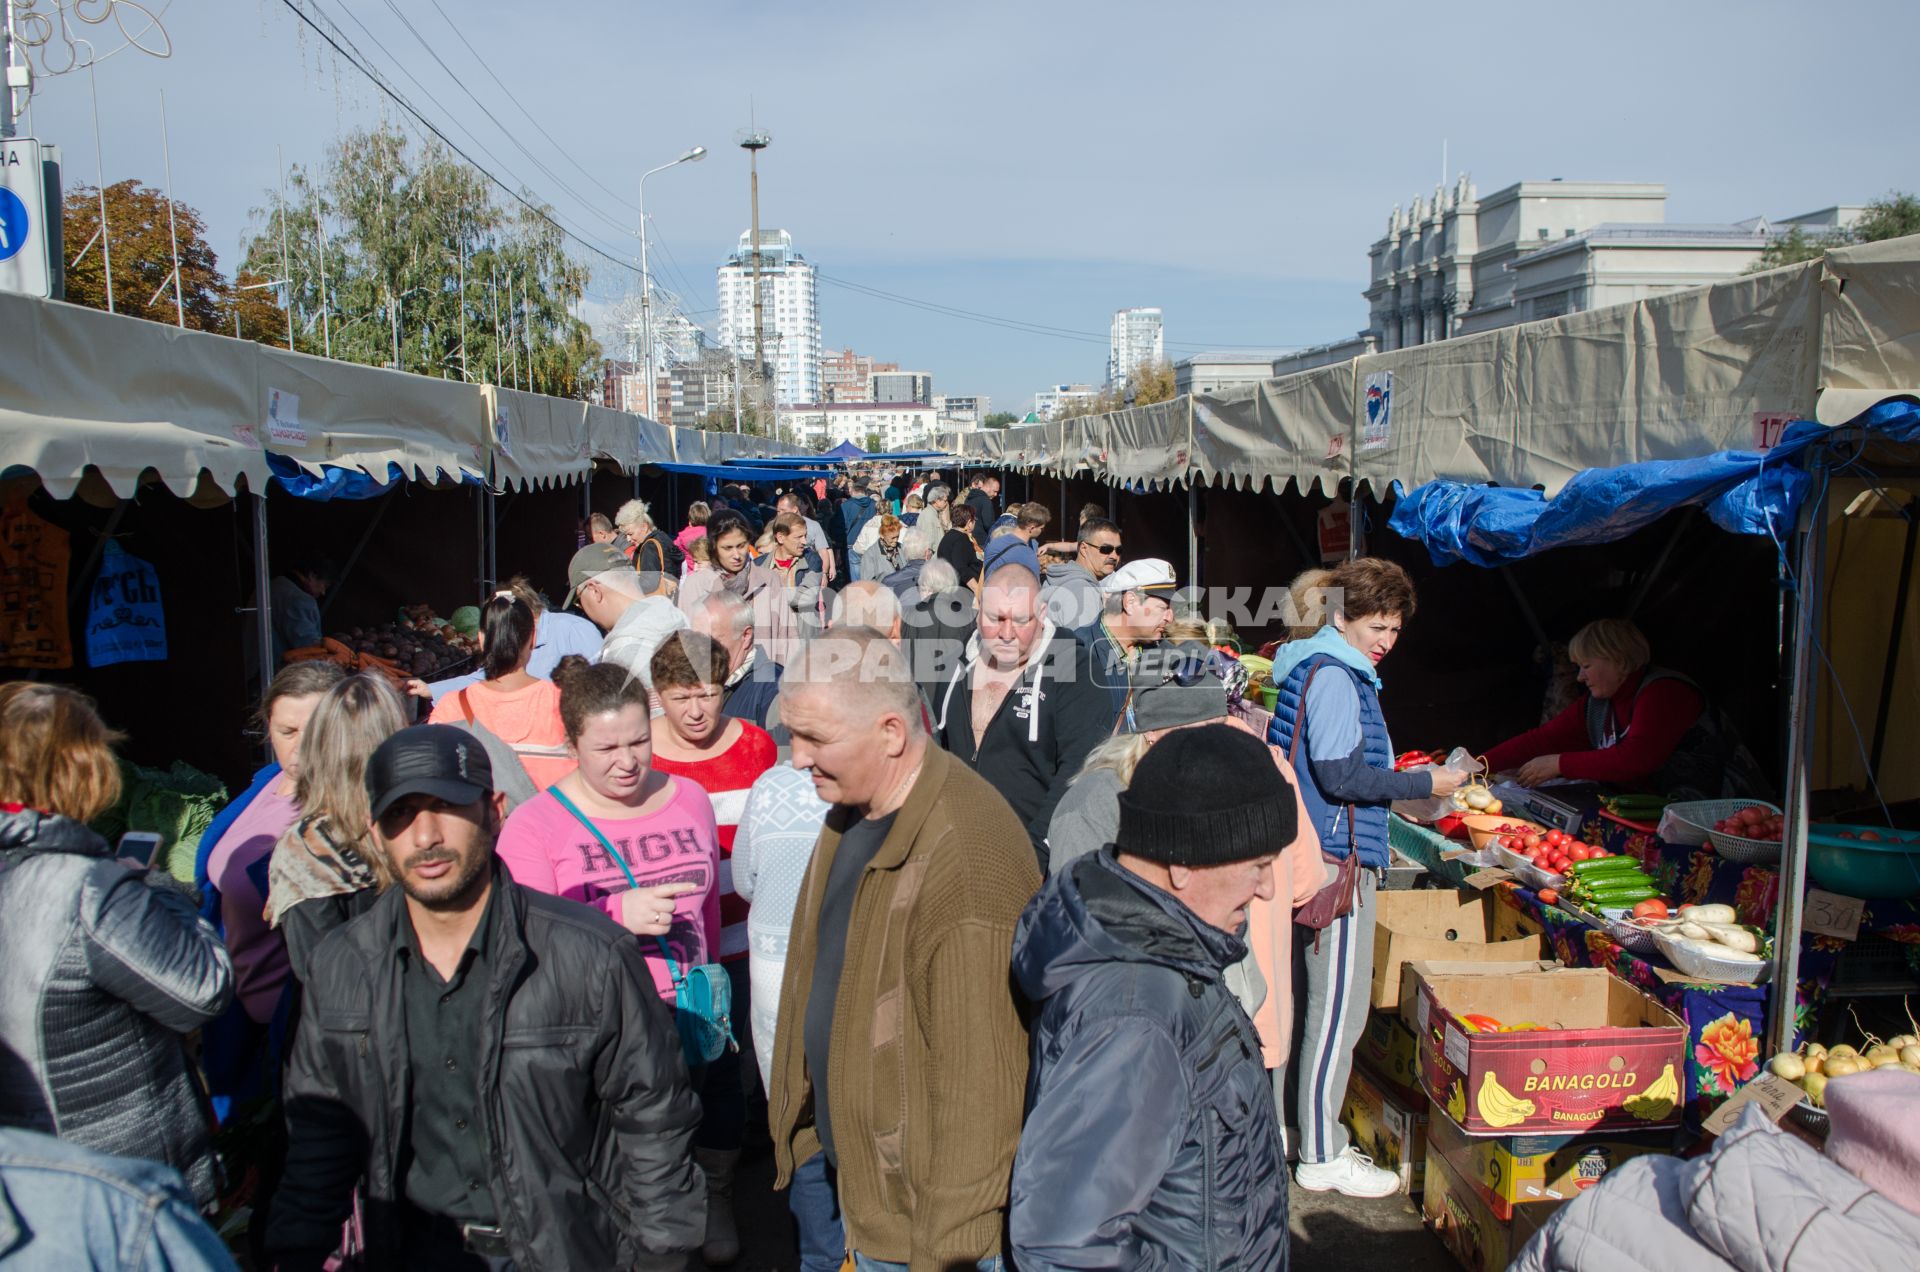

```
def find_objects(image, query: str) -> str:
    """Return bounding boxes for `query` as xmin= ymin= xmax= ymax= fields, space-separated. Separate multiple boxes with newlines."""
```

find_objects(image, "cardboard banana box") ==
xmin=1403 ymin=961 xmax=1687 ymax=1136
xmin=1339 ymin=1061 xmax=1428 ymax=1195
xmin=1425 ymin=1099 xmax=1671 ymax=1220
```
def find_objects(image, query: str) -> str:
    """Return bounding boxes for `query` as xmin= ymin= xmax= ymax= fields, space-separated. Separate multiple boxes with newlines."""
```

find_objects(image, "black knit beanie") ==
xmin=1116 ymin=724 xmax=1298 ymax=866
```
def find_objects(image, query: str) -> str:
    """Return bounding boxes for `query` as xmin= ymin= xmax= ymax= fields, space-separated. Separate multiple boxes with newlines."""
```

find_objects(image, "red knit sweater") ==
xmin=1483 ymin=669 xmax=1703 ymax=786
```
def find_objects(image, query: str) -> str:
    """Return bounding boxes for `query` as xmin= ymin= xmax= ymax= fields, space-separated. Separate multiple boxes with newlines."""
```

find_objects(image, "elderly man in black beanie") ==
xmin=1008 ymin=723 xmax=1294 ymax=1271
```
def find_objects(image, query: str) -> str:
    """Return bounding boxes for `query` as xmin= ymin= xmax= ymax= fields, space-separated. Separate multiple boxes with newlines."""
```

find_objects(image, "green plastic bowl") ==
xmin=1806 ymin=824 xmax=1920 ymax=900
xmin=1258 ymin=684 xmax=1279 ymax=713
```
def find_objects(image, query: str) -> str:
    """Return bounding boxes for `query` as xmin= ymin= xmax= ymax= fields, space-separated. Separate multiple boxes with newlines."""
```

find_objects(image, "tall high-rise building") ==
xmin=716 ymin=229 xmax=822 ymax=406
xmin=1108 ymin=307 xmax=1164 ymax=388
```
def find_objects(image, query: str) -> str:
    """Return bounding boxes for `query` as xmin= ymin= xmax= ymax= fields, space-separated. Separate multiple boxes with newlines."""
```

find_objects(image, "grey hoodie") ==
xmin=1041 ymin=560 xmax=1102 ymax=633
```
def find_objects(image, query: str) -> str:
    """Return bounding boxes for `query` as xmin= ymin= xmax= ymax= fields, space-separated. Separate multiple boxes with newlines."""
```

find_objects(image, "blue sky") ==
xmin=17 ymin=0 xmax=1917 ymax=411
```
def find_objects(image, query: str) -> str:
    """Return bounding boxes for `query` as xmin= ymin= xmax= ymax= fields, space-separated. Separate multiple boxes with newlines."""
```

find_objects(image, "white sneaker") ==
xmin=1293 ymin=1146 xmax=1400 ymax=1198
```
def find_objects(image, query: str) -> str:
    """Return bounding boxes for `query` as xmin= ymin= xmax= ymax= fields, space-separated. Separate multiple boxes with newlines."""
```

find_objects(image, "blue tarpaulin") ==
xmin=267 ymin=454 xmax=482 ymax=501
xmin=1389 ymin=399 xmax=1920 ymax=567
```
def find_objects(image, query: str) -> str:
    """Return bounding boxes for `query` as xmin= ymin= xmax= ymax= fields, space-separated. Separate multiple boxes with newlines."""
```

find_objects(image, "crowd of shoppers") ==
xmin=4 ymin=454 xmax=1577 ymax=1271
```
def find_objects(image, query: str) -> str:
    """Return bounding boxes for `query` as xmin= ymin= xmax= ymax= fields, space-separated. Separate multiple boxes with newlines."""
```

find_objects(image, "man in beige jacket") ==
xmin=770 ymin=628 xmax=1039 ymax=1271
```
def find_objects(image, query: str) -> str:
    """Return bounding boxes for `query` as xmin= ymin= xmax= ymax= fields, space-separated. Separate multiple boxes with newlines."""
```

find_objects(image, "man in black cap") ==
xmin=1008 ymin=724 xmax=1293 ymax=1271
xmin=266 ymin=725 xmax=703 ymax=1271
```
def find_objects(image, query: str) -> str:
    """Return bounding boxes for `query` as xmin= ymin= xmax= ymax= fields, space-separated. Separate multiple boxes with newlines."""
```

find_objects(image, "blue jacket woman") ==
xmin=1264 ymin=560 xmax=1465 ymax=1200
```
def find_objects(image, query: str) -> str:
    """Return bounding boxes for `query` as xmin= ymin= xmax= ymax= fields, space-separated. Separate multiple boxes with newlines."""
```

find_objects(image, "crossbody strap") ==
xmin=1288 ymin=661 xmax=1359 ymax=854
xmin=546 ymin=785 xmax=682 ymax=981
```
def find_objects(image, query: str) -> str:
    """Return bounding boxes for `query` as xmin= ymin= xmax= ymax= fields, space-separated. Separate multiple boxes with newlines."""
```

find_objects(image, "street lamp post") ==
xmin=637 ymin=145 xmax=706 ymax=418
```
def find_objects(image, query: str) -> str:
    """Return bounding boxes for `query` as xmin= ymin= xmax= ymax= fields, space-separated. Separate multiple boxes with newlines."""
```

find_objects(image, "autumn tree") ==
xmin=62 ymin=181 xmax=229 ymax=331
xmin=1130 ymin=358 xmax=1178 ymax=405
xmin=239 ymin=125 xmax=600 ymax=398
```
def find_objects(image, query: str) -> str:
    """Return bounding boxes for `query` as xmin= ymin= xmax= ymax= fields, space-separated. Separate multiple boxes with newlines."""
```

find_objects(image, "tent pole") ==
xmin=1867 ymin=498 xmax=1919 ymax=780
xmin=252 ymin=487 xmax=274 ymax=713
xmin=319 ymin=490 xmax=396 ymax=620
xmin=1187 ymin=479 xmax=1199 ymax=591
xmin=1766 ymin=453 xmax=1827 ymax=1058
xmin=1106 ymin=484 xmax=1116 ymax=521
xmin=67 ymin=499 xmax=130 ymax=609
xmin=475 ymin=484 xmax=486 ymax=599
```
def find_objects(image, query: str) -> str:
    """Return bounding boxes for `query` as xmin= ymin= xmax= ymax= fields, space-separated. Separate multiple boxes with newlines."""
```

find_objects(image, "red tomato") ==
xmin=1523 ymin=834 xmax=1543 ymax=852
xmin=1632 ymin=899 xmax=1670 ymax=920
xmin=1568 ymin=845 xmax=1591 ymax=862
xmin=1537 ymin=888 xmax=1560 ymax=906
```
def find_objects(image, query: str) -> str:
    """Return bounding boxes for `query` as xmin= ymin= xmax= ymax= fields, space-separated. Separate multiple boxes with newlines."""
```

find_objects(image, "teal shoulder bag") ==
xmin=547 ymin=786 xmax=736 ymax=1070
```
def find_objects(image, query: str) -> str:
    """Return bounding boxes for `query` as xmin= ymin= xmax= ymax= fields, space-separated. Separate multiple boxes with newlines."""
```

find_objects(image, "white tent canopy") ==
xmin=0 ymin=290 xmax=804 ymax=498
xmin=945 ymin=235 xmax=1920 ymax=494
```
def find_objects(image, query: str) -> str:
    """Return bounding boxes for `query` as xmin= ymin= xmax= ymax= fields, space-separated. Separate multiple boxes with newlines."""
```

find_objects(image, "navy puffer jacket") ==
xmin=1010 ymin=849 xmax=1288 ymax=1271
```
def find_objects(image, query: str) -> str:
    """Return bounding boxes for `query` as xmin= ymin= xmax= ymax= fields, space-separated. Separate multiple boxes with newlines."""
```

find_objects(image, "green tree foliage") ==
xmin=1747 ymin=190 xmax=1920 ymax=273
xmin=62 ymin=181 xmax=230 ymax=332
xmin=982 ymin=410 xmax=1019 ymax=429
xmin=239 ymin=125 xmax=600 ymax=397
xmin=1855 ymin=192 xmax=1920 ymax=243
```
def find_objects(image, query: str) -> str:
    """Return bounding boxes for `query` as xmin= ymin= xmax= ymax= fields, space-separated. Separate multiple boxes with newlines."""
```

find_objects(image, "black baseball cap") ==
xmin=364 ymin=725 xmax=494 ymax=821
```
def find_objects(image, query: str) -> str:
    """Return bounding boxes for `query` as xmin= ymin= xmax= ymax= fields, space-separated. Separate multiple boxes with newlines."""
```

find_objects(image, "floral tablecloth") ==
xmin=1389 ymin=814 xmax=1920 ymax=1125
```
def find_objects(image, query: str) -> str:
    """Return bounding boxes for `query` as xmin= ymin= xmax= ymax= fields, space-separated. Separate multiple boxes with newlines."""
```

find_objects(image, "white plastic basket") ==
xmin=1651 ymin=927 xmax=1772 ymax=985
xmin=1663 ymin=799 xmax=1783 ymax=864
xmin=1604 ymin=915 xmax=1661 ymax=955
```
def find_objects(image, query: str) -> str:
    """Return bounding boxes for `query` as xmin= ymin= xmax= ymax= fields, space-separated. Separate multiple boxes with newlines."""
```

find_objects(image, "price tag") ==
xmin=1803 ymin=889 xmax=1865 ymax=942
xmin=1701 ymin=1072 xmax=1803 ymax=1137
xmin=1462 ymin=867 xmax=1514 ymax=891
xmin=1443 ymin=1023 xmax=1470 ymax=1072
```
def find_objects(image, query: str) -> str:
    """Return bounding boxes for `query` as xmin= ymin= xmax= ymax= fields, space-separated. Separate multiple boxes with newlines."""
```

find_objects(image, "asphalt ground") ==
xmin=722 ymin=1145 xmax=1450 ymax=1271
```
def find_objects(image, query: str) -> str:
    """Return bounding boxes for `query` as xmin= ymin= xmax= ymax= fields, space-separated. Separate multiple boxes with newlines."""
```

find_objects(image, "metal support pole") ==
xmin=1187 ymin=480 xmax=1199 ymax=591
xmin=251 ymin=488 xmax=275 ymax=700
xmin=475 ymin=483 xmax=487 ymax=600
xmin=1107 ymin=484 xmax=1116 ymax=521
xmin=158 ymin=91 xmax=185 ymax=327
xmin=277 ymin=145 xmax=295 ymax=351
xmin=68 ymin=500 xmax=130 ymax=608
xmin=87 ymin=59 xmax=113 ymax=312
xmin=1867 ymin=497 xmax=1919 ymax=781
xmin=1767 ymin=455 xmax=1828 ymax=1057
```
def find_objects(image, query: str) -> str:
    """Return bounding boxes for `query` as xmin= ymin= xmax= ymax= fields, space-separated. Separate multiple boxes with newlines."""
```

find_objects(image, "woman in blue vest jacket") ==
xmin=1267 ymin=558 xmax=1466 ymax=1199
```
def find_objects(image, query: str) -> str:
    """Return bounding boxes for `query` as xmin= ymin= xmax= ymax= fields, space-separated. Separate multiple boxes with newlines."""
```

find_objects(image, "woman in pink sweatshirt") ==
xmin=494 ymin=655 xmax=720 ymax=1000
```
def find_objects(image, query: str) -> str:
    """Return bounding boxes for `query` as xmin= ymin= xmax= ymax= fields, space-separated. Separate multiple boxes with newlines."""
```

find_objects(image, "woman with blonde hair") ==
xmin=1483 ymin=617 xmax=1760 ymax=798
xmin=265 ymin=672 xmax=408 ymax=983
xmin=0 ymin=684 xmax=234 ymax=1206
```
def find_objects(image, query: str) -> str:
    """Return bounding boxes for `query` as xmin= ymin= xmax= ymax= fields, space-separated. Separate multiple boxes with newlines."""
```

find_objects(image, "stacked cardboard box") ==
xmin=1402 ymin=959 xmax=1686 ymax=1272
xmin=1338 ymin=890 xmax=1545 ymax=1198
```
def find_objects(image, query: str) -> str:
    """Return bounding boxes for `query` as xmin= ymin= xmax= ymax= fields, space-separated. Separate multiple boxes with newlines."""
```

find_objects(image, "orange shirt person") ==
xmin=430 ymin=593 xmax=575 ymax=790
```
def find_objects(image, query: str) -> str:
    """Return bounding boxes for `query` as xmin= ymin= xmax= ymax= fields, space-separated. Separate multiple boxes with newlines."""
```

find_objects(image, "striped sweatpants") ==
xmin=1288 ymin=869 xmax=1378 ymax=1165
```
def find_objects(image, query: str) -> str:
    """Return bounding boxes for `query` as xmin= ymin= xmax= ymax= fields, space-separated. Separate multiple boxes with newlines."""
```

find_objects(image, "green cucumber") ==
xmin=1575 ymin=887 xmax=1660 ymax=904
xmin=1568 ymin=857 xmax=1645 ymax=874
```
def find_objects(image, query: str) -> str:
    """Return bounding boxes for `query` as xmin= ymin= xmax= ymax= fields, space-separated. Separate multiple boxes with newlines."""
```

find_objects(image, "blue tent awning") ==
xmin=267 ymin=453 xmax=482 ymax=500
xmin=822 ymin=440 xmax=865 ymax=459
xmin=1388 ymin=399 xmax=1920 ymax=568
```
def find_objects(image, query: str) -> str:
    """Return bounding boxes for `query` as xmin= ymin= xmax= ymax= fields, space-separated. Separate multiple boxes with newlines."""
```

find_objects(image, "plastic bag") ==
xmin=1390 ymin=747 xmax=1486 ymax=824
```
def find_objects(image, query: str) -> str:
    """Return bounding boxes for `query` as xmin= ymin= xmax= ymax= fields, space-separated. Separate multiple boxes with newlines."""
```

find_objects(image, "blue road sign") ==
xmin=0 ymin=186 xmax=28 ymax=263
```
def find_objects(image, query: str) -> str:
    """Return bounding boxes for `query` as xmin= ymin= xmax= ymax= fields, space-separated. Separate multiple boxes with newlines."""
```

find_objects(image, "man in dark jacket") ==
xmin=1010 ymin=724 xmax=1294 ymax=1270
xmin=960 ymin=474 xmax=999 ymax=549
xmin=266 ymin=726 xmax=702 ymax=1271
xmin=836 ymin=482 xmax=878 ymax=578
xmin=932 ymin=560 xmax=1117 ymax=865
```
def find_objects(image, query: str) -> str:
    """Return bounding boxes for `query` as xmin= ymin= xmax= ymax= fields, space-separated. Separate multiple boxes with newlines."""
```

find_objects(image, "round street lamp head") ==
xmin=681 ymin=146 xmax=707 ymax=164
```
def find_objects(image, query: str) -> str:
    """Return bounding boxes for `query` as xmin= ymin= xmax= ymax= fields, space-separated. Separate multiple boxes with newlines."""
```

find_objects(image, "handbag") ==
xmin=1286 ymin=664 xmax=1362 ymax=932
xmin=547 ymin=787 xmax=736 ymax=1069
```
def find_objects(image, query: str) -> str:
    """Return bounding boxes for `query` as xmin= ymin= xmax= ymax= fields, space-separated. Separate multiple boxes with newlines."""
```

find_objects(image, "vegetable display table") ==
xmin=1391 ymin=814 xmax=1920 ymax=1122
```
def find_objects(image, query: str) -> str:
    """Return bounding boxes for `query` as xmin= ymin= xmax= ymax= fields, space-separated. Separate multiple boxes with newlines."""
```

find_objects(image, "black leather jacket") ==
xmin=0 ymin=807 xmax=235 ymax=1206
xmin=266 ymin=866 xmax=704 ymax=1271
